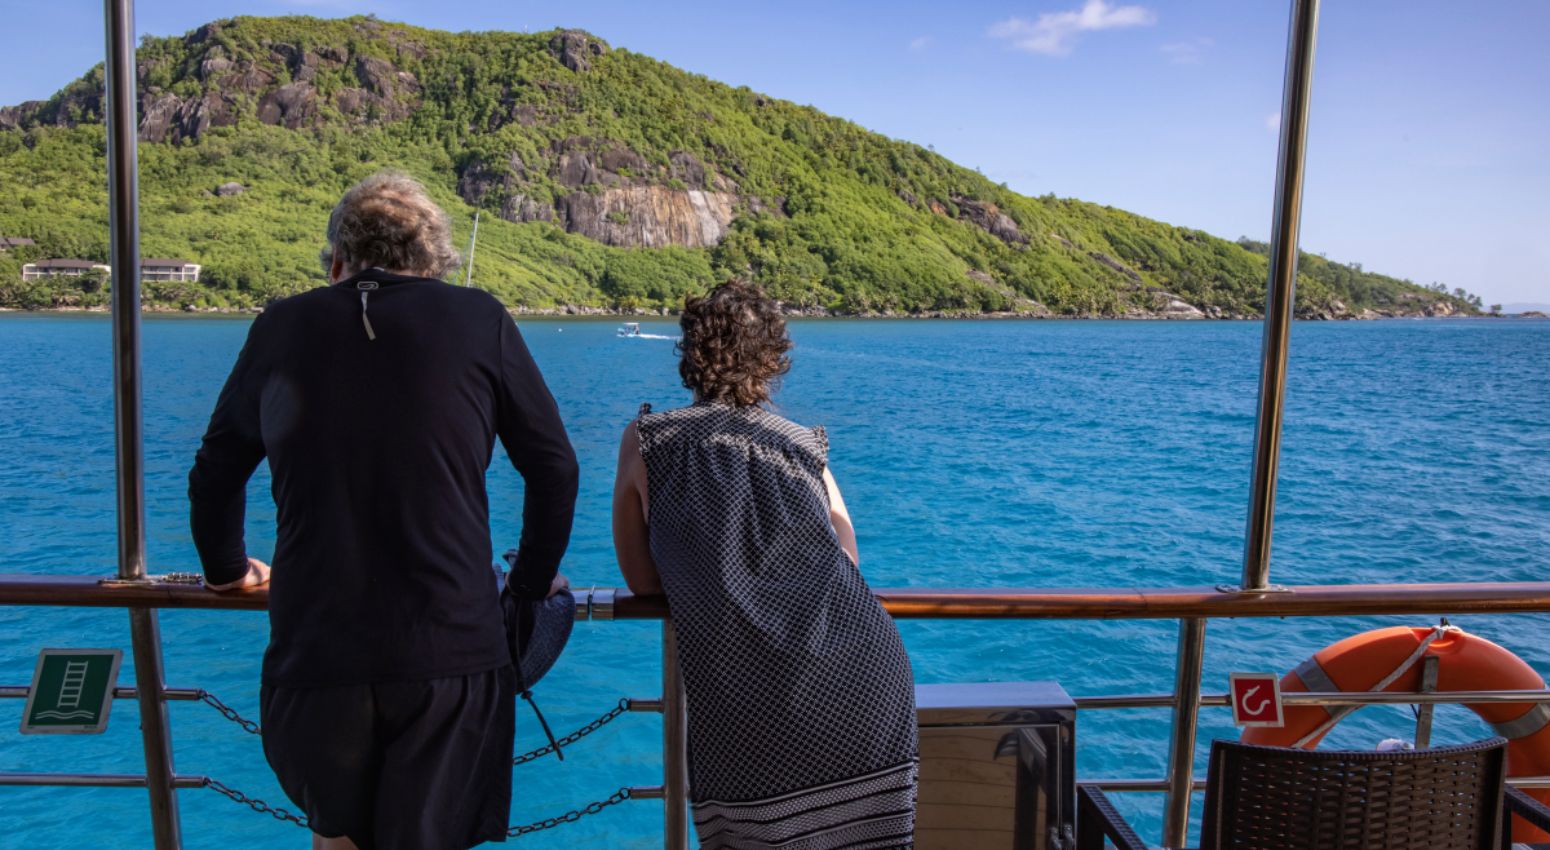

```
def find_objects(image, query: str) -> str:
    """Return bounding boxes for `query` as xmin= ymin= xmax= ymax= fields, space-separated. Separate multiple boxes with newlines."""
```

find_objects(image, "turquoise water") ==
xmin=0 ymin=314 xmax=1547 ymax=847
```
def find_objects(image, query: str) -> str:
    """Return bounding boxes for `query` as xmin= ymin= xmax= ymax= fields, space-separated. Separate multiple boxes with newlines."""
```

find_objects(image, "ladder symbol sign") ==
xmin=21 ymin=649 xmax=123 ymax=735
xmin=57 ymin=660 xmax=89 ymax=709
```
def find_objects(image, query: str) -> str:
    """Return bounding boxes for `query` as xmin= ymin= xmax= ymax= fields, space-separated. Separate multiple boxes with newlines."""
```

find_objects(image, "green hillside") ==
xmin=0 ymin=15 xmax=1477 ymax=317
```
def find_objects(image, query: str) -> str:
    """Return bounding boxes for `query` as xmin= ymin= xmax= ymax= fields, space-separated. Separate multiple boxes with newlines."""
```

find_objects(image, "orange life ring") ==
xmin=1242 ymin=626 xmax=1550 ymax=841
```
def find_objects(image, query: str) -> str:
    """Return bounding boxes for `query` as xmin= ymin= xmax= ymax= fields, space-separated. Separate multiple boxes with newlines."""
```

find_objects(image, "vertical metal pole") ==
xmin=662 ymin=622 xmax=689 ymax=850
xmin=104 ymin=1 xmax=181 ymax=847
xmin=1162 ymin=618 xmax=1207 ymax=849
xmin=463 ymin=210 xmax=479 ymax=286
xmin=1241 ymin=0 xmax=1322 ymax=592
xmin=1414 ymin=655 xmax=1439 ymax=749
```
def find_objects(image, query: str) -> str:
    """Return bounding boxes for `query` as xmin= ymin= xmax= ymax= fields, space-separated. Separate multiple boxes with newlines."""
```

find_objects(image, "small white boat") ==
xmin=617 ymin=322 xmax=641 ymax=338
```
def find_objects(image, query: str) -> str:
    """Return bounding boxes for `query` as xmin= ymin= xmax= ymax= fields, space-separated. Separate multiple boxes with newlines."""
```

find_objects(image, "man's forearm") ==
xmin=189 ymin=461 xmax=255 ymax=586
xmin=508 ymin=453 xmax=580 ymax=598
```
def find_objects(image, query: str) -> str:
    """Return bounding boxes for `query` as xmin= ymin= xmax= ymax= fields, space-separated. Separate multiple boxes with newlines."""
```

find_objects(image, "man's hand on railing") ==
xmin=207 ymin=558 xmax=271 ymax=592
xmin=548 ymin=572 xmax=570 ymax=599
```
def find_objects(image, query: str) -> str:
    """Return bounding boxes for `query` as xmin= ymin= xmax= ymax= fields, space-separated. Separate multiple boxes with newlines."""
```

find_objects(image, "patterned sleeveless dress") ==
xmin=636 ymin=401 xmax=918 ymax=850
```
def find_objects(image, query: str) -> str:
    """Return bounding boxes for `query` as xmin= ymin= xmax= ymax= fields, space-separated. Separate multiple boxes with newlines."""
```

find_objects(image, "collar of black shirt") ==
xmin=333 ymin=268 xmax=439 ymax=289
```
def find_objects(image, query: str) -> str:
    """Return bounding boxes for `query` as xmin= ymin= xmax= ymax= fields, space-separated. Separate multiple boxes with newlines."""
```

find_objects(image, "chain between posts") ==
xmin=204 ymin=777 xmax=310 ymax=828
xmin=199 ymin=693 xmax=637 ymax=835
xmin=513 ymin=698 xmax=631 ymax=765
xmin=507 ymin=787 xmax=633 ymax=837
xmin=198 ymin=691 xmax=632 ymax=767
xmin=197 ymin=689 xmax=261 ymax=735
xmin=205 ymin=777 xmax=635 ymax=838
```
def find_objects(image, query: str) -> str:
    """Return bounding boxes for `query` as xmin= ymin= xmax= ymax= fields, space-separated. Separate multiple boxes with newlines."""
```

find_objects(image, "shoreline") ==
xmin=0 ymin=305 xmax=1511 ymax=321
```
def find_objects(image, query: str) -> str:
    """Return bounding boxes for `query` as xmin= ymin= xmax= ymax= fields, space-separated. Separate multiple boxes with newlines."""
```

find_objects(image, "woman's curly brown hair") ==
xmin=677 ymin=279 xmax=792 ymax=407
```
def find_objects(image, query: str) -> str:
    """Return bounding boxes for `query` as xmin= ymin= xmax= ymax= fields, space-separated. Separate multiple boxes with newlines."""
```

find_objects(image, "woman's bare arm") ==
xmin=612 ymin=420 xmax=664 ymax=595
xmin=822 ymin=467 xmax=860 ymax=567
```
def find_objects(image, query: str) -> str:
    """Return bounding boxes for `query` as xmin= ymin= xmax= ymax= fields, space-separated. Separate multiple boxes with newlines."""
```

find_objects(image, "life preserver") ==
xmin=1243 ymin=626 xmax=1550 ymax=841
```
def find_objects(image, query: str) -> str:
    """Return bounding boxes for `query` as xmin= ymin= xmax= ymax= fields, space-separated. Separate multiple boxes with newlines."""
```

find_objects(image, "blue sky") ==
xmin=2 ymin=0 xmax=1547 ymax=305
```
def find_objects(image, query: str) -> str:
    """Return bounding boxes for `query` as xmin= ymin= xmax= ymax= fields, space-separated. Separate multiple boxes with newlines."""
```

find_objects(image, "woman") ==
xmin=612 ymin=280 xmax=918 ymax=850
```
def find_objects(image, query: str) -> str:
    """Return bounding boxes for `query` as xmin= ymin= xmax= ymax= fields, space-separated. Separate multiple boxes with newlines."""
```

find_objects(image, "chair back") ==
xmin=1199 ymin=737 xmax=1507 ymax=850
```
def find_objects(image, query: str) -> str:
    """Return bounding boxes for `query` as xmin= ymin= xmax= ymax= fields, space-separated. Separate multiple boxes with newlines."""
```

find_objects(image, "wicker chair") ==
xmin=1077 ymin=737 xmax=1550 ymax=849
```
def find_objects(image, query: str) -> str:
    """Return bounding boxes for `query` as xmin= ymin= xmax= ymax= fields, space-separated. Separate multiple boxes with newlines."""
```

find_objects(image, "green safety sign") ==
xmin=20 ymin=649 xmax=123 ymax=735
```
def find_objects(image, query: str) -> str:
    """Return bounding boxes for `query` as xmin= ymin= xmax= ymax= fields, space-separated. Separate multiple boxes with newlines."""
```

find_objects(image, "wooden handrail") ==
xmin=2 ymin=575 xmax=1549 ymax=620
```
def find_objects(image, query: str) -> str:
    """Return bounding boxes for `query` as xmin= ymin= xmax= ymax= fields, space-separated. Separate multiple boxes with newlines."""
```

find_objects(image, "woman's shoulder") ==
xmin=633 ymin=401 xmax=718 ymax=455
xmin=747 ymin=407 xmax=829 ymax=461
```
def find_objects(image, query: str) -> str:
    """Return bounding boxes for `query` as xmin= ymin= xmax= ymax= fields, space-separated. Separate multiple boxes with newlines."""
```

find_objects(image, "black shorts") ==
xmin=260 ymin=666 xmax=516 ymax=850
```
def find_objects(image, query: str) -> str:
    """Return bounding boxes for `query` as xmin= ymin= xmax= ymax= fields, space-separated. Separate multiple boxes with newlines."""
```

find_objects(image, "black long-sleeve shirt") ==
xmin=189 ymin=269 xmax=578 ymax=687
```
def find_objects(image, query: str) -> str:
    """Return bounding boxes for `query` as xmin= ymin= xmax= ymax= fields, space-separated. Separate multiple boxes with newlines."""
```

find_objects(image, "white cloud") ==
xmin=989 ymin=0 xmax=1157 ymax=57
xmin=909 ymin=36 xmax=933 ymax=51
xmin=1265 ymin=112 xmax=1282 ymax=133
xmin=1160 ymin=37 xmax=1212 ymax=65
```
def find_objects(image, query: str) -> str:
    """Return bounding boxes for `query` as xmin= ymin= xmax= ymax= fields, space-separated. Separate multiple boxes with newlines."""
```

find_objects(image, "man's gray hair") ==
xmin=321 ymin=171 xmax=461 ymax=279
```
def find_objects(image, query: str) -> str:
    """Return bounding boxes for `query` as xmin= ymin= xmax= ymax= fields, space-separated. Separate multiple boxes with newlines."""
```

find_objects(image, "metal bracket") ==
xmin=1215 ymin=584 xmax=1292 ymax=594
xmin=99 ymin=572 xmax=205 ymax=588
xmin=587 ymin=587 xmax=617 ymax=621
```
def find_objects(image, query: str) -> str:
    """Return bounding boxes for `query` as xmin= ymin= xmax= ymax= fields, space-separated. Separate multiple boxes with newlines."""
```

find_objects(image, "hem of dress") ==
xmin=692 ymin=759 xmax=919 ymax=809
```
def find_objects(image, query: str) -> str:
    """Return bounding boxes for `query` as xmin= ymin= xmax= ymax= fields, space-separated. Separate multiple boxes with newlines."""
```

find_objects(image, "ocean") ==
xmin=0 ymin=314 xmax=1546 ymax=847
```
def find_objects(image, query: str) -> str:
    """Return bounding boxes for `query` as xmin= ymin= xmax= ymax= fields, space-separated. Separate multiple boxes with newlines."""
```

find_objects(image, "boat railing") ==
xmin=3 ymin=576 xmax=1550 ymax=848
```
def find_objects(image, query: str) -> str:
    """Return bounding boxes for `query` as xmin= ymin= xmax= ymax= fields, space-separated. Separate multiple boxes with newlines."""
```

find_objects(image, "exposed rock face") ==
xmin=139 ymin=94 xmax=188 ymax=142
xmin=198 ymin=54 xmax=233 ymax=81
xmin=356 ymin=56 xmax=406 ymax=97
xmin=503 ymin=194 xmax=555 ymax=224
xmin=453 ymin=139 xmax=745 ymax=247
xmin=224 ymin=65 xmax=277 ymax=95
xmin=455 ymin=152 xmax=529 ymax=207
xmin=326 ymin=56 xmax=420 ymax=121
xmin=953 ymin=196 xmax=1028 ymax=245
xmin=1088 ymin=251 xmax=1143 ymax=284
xmin=1149 ymin=291 xmax=1205 ymax=318
xmin=0 ymin=102 xmax=36 ymax=131
xmin=555 ymin=144 xmax=644 ymax=187
xmin=263 ymin=41 xmax=345 ymax=82
xmin=138 ymin=91 xmax=237 ymax=143
xmin=549 ymin=30 xmax=608 ymax=72
xmin=216 ymin=182 xmax=245 ymax=196
xmin=12 ymin=34 xmax=425 ymax=139
xmin=257 ymin=83 xmax=318 ymax=129
xmin=558 ymin=186 xmax=736 ymax=247
xmin=668 ymin=150 xmax=710 ymax=188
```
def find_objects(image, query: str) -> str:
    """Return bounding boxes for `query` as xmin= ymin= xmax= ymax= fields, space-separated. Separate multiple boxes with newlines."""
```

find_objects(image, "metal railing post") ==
xmin=103 ymin=1 xmax=181 ymax=846
xmin=1414 ymin=655 xmax=1440 ymax=749
xmin=1162 ymin=618 xmax=1207 ymax=848
xmin=1240 ymin=0 xmax=1322 ymax=592
xmin=663 ymin=621 xmax=689 ymax=850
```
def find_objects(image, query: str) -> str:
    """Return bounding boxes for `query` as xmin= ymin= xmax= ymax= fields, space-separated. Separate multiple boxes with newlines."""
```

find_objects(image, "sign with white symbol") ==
xmin=20 ymin=649 xmax=122 ymax=735
xmin=1229 ymin=673 xmax=1284 ymax=728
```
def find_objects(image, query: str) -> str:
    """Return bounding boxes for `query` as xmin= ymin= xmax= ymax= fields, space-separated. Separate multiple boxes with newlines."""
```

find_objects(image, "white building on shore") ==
xmin=141 ymin=258 xmax=201 ymax=282
xmin=20 ymin=259 xmax=111 ymax=281
xmin=20 ymin=258 xmax=202 ymax=283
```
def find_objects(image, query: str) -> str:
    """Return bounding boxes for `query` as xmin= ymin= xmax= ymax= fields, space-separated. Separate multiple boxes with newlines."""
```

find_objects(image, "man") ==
xmin=189 ymin=172 xmax=578 ymax=850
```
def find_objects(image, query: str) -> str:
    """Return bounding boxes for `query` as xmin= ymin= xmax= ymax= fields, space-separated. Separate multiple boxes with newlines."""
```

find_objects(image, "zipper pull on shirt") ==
xmin=357 ymin=280 xmax=379 ymax=341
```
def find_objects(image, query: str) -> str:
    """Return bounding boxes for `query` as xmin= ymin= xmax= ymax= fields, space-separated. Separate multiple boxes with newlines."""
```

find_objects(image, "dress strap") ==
xmin=635 ymin=403 xmax=657 ymax=460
